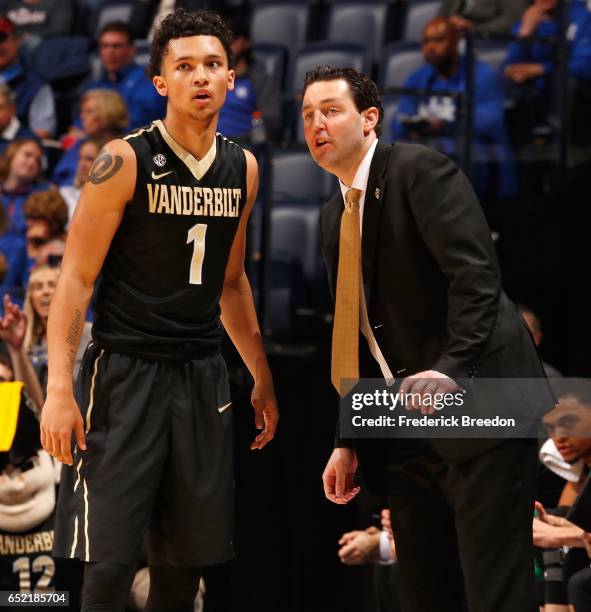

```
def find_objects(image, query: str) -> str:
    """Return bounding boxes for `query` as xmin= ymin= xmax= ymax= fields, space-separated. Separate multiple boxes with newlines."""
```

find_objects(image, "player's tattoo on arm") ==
xmin=88 ymin=153 xmax=123 ymax=184
xmin=65 ymin=309 xmax=82 ymax=374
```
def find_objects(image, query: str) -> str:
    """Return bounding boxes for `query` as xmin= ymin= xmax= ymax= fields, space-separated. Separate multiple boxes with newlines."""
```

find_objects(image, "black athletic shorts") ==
xmin=53 ymin=342 xmax=234 ymax=567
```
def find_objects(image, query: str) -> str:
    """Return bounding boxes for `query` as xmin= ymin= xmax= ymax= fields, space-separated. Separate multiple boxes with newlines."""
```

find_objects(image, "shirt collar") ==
xmin=1 ymin=116 xmax=21 ymax=140
xmin=339 ymin=138 xmax=378 ymax=202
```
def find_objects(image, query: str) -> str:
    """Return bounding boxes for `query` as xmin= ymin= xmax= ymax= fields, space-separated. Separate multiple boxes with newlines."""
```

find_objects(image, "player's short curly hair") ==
xmin=23 ymin=188 xmax=69 ymax=236
xmin=303 ymin=66 xmax=384 ymax=137
xmin=149 ymin=9 xmax=234 ymax=78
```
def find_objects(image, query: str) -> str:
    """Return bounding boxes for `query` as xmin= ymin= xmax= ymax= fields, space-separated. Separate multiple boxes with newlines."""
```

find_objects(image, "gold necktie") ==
xmin=331 ymin=188 xmax=361 ymax=397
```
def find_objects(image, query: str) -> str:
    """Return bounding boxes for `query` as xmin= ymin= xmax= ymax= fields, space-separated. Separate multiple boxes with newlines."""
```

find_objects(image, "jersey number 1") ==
xmin=187 ymin=223 xmax=207 ymax=285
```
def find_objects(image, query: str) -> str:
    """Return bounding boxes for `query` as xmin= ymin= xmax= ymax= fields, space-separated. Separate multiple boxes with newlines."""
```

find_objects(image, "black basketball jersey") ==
xmin=92 ymin=120 xmax=247 ymax=359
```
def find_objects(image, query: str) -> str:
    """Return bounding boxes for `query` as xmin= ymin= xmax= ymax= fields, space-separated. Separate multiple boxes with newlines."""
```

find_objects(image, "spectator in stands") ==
xmin=58 ymin=137 xmax=103 ymax=221
xmin=503 ymin=0 xmax=558 ymax=89
xmin=438 ymin=0 xmax=530 ymax=37
xmin=518 ymin=304 xmax=562 ymax=377
xmin=502 ymin=0 xmax=559 ymax=145
xmin=217 ymin=18 xmax=282 ymax=142
xmin=0 ymin=294 xmax=43 ymax=409
xmin=52 ymin=89 xmax=128 ymax=186
xmin=81 ymin=21 xmax=165 ymax=131
xmin=23 ymin=263 xmax=91 ymax=393
xmin=22 ymin=188 xmax=68 ymax=265
xmin=0 ymin=138 xmax=49 ymax=236
xmin=0 ymin=189 xmax=26 ymax=301
xmin=0 ymin=0 xmax=74 ymax=42
xmin=391 ymin=17 xmax=516 ymax=202
xmin=0 ymin=82 xmax=35 ymax=155
xmin=0 ymin=16 xmax=56 ymax=138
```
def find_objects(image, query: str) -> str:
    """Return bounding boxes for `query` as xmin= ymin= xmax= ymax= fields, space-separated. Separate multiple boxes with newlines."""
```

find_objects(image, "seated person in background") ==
xmin=0 ymin=138 xmax=49 ymax=236
xmin=502 ymin=0 xmax=559 ymax=143
xmin=0 ymin=295 xmax=43 ymax=410
xmin=0 ymin=82 xmax=35 ymax=156
xmin=438 ymin=0 xmax=530 ymax=37
xmin=58 ymin=137 xmax=103 ymax=221
xmin=503 ymin=0 xmax=558 ymax=88
xmin=0 ymin=16 xmax=56 ymax=139
xmin=391 ymin=17 xmax=516 ymax=204
xmin=22 ymin=264 xmax=90 ymax=394
xmin=22 ymin=188 xmax=68 ymax=268
xmin=0 ymin=0 xmax=74 ymax=43
xmin=79 ymin=21 xmax=166 ymax=131
xmin=535 ymin=379 xmax=591 ymax=611
xmin=217 ymin=18 xmax=282 ymax=143
xmin=52 ymin=89 xmax=128 ymax=186
xmin=0 ymin=386 xmax=83 ymax=606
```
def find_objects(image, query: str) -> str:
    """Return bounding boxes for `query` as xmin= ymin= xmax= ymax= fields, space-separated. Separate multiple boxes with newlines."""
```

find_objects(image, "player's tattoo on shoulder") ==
xmin=89 ymin=152 xmax=123 ymax=184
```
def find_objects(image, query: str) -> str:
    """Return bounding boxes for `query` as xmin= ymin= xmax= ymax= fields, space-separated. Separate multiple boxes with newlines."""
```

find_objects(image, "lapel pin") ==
xmin=375 ymin=188 xmax=380 ymax=199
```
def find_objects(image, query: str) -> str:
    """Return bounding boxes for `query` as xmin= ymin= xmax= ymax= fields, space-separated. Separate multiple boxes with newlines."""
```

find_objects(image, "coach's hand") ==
xmin=41 ymin=393 xmax=86 ymax=466
xmin=399 ymin=370 xmax=459 ymax=415
xmin=250 ymin=374 xmax=279 ymax=450
xmin=323 ymin=448 xmax=360 ymax=505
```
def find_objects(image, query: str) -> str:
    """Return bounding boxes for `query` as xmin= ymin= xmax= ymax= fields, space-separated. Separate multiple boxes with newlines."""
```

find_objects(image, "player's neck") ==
xmin=162 ymin=112 xmax=218 ymax=160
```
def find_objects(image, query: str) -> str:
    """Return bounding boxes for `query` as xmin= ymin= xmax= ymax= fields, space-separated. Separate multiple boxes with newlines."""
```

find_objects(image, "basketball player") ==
xmin=39 ymin=10 xmax=278 ymax=611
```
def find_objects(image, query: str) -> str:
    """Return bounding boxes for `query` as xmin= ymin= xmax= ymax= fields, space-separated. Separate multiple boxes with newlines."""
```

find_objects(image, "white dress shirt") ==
xmin=339 ymin=138 xmax=394 ymax=381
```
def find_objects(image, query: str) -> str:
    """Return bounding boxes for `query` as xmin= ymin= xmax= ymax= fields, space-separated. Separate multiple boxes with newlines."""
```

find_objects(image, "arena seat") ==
xmin=250 ymin=2 xmax=310 ymax=51
xmin=326 ymin=1 xmax=389 ymax=65
xmin=403 ymin=0 xmax=440 ymax=42
xmin=378 ymin=41 xmax=424 ymax=90
xmin=252 ymin=43 xmax=289 ymax=89
xmin=271 ymin=148 xmax=337 ymax=203
xmin=94 ymin=3 xmax=134 ymax=38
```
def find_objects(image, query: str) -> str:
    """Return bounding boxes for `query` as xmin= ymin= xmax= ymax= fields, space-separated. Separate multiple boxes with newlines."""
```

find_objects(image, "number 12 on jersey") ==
xmin=187 ymin=223 xmax=207 ymax=285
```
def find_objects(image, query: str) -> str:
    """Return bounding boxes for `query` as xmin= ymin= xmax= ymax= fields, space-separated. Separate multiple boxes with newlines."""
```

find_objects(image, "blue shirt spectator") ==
xmin=391 ymin=17 xmax=516 ymax=199
xmin=80 ymin=21 xmax=165 ymax=130
xmin=503 ymin=10 xmax=559 ymax=92
xmin=0 ymin=17 xmax=56 ymax=138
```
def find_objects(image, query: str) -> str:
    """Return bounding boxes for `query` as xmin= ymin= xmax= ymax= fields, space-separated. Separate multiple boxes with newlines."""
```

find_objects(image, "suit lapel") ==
xmin=362 ymin=143 xmax=390 ymax=307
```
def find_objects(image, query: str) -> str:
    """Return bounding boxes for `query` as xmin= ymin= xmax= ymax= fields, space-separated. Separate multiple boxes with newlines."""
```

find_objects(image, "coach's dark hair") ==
xmin=99 ymin=21 xmax=134 ymax=45
xmin=149 ymin=9 xmax=234 ymax=78
xmin=303 ymin=66 xmax=383 ymax=137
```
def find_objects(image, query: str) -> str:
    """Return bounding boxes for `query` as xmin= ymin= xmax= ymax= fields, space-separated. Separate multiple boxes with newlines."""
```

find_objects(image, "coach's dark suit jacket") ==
xmin=320 ymin=142 xmax=555 ymax=494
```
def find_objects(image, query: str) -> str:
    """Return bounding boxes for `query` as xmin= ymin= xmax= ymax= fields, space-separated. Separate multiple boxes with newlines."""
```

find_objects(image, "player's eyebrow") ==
xmin=172 ymin=53 xmax=225 ymax=63
xmin=301 ymin=97 xmax=342 ymax=112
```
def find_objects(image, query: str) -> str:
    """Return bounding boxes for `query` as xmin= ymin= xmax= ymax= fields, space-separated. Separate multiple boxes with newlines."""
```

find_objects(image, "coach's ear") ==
xmin=362 ymin=107 xmax=379 ymax=135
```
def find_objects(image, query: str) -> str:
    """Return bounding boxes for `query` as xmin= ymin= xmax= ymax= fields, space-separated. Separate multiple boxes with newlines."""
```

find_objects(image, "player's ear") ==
xmin=153 ymin=75 xmax=168 ymax=97
xmin=227 ymin=69 xmax=235 ymax=91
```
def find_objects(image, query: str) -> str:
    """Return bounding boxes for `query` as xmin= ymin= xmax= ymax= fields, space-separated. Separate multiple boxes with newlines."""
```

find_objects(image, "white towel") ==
xmin=539 ymin=438 xmax=584 ymax=482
